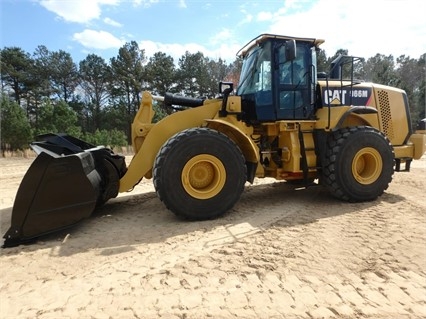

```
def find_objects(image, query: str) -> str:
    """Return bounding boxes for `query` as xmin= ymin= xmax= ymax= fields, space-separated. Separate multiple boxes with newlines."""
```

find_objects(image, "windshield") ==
xmin=236 ymin=42 xmax=271 ymax=95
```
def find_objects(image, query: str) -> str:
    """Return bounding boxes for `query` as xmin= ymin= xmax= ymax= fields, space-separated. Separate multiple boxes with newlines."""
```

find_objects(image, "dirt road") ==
xmin=1 ymin=156 xmax=425 ymax=319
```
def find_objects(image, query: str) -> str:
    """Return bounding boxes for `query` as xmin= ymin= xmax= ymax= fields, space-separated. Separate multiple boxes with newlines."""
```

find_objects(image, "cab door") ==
xmin=274 ymin=42 xmax=313 ymax=119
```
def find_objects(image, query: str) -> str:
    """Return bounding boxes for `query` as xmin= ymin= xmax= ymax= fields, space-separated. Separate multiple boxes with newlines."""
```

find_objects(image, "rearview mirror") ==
xmin=285 ymin=39 xmax=296 ymax=61
xmin=219 ymin=81 xmax=234 ymax=94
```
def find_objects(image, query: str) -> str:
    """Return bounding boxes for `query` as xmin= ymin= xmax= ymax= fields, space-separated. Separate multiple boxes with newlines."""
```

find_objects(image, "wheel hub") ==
xmin=352 ymin=147 xmax=382 ymax=185
xmin=182 ymin=154 xmax=226 ymax=199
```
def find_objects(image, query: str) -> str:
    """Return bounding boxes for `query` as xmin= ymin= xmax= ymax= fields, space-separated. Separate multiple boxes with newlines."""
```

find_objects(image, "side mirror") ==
xmin=219 ymin=81 xmax=234 ymax=117
xmin=285 ymin=39 xmax=296 ymax=61
xmin=219 ymin=81 xmax=234 ymax=94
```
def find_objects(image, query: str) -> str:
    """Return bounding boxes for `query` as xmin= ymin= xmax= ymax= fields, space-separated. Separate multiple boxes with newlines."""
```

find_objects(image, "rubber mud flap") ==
xmin=2 ymin=151 xmax=101 ymax=247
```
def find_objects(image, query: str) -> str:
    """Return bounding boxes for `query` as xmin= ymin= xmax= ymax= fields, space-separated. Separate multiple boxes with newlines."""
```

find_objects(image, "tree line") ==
xmin=1 ymin=41 xmax=425 ymax=153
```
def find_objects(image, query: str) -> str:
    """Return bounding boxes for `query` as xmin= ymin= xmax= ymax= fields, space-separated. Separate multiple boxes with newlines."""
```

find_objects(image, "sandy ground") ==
xmin=0 ymin=154 xmax=425 ymax=319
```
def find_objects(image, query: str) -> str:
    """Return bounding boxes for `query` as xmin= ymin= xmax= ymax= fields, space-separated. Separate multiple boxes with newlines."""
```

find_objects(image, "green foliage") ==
xmin=176 ymin=51 xmax=209 ymax=97
xmin=79 ymin=54 xmax=111 ymax=133
xmin=224 ymin=58 xmax=242 ymax=87
xmin=416 ymin=54 xmax=426 ymax=121
xmin=49 ymin=50 xmax=79 ymax=102
xmin=145 ymin=52 xmax=176 ymax=96
xmin=206 ymin=58 xmax=229 ymax=98
xmin=101 ymin=104 xmax=129 ymax=131
xmin=316 ymin=49 xmax=328 ymax=73
xmin=110 ymin=41 xmax=147 ymax=142
xmin=394 ymin=54 xmax=425 ymax=127
xmin=0 ymin=96 xmax=32 ymax=152
xmin=36 ymin=100 xmax=80 ymax=135
xmin=31 ymin=46 xmax=78 ymax=102
xmin=0 ymin=47 xmax=33 ymax=105
xmin=83 ymin=129 xmax=127 ymax=148
xmin=363 ymin=54 xmax=397 ymax=86
xmin=175 ymin=51 xmax=234 ymax=98
xmin=152 ymin=101 xmax=168 ymax=123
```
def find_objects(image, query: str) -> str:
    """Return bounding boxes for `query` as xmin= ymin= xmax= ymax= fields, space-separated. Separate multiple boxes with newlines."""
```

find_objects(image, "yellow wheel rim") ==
xmin=352 ymin=147 xmax=382 ymax=185
xmin=181 ymin=154 xmax=226 ymax=199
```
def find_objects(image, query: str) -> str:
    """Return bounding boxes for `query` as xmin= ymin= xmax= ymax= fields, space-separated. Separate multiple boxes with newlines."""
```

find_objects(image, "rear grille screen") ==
xmin=377 ymin=90 xmax=394 ymax=140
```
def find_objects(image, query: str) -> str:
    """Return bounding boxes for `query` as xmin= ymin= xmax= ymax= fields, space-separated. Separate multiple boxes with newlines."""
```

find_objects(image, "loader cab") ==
xmin=236 ymin=34 xmax=324 ymax=122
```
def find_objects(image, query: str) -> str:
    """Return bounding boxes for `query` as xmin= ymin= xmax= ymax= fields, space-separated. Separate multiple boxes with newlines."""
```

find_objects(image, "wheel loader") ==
xmin=3 ymin=34 xmax=425 ymax=247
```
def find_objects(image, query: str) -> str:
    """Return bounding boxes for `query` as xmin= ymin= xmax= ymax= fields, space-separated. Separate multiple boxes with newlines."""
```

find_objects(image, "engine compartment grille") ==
xmin=377 ymin=90 xmax=394 ymax=140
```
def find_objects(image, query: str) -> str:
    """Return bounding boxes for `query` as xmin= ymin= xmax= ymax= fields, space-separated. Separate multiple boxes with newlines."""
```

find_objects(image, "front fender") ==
xmin=205 ymin=119 xmax=259 ymax=163
xmin=206 ymin=119 xmax=259 ymax=183
xmin=119 ymin=101 xmax=222 ymax=192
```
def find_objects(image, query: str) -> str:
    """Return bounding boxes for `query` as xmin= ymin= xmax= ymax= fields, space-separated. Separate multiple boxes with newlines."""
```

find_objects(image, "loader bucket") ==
xmin=2 ymin=134 xmax=126 ymax=248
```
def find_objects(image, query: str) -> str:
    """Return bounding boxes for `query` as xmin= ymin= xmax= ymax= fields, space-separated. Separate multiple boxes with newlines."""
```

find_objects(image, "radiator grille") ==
xmin=377 ymin=90 xmax=394 ymax=140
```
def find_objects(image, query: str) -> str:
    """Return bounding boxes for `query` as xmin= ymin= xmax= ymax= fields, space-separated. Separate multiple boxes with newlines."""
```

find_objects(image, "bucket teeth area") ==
xmin=2 ymin=134 xmax=126 ymax=248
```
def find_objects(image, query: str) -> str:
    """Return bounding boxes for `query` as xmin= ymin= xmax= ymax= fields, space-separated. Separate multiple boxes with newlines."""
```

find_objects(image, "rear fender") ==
xmin=335 ymin=106 xmax=379 ymax=129
xmin=119 ymin=101 xmax=222 ymax=192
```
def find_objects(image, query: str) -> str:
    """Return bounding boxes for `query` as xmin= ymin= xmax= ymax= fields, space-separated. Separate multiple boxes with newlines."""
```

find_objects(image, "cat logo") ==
xmin=322 ymin=88 xmax=372 ymax=106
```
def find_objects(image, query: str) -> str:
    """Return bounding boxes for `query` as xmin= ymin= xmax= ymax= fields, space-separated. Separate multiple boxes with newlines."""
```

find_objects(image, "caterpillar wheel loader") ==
xmin=3 ymin=34 xmax=425 ymax=247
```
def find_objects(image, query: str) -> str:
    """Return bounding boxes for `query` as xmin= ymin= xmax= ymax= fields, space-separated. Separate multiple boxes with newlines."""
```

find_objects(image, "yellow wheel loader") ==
xmin=3 ymin=34 xmax=425 ymax=247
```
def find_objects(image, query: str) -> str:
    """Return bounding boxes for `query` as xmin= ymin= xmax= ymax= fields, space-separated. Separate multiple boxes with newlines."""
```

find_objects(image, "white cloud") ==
xmin=212 ymin=43 xmax=243 ymax=62
xmin=257 ymin=11 xmax=273 ymax=22
xmin=210 ymin=29 xmax=233 ymax=46
xmin=139 ymin=40 xmax=239 ymax=63
xmin=237 ymin=7 xmax=254 ymax=26
xmin=73 ymin=29 xmax=124 ymax=49
xmin=132 ymin=0 xmax=160 ymax=8
xmin=139 ymin=40 xmax=205 ymax=62
xmin=104 ymin=17 xmax=122 ymax=27
xmin=39 ymin=0 xmax=119 ymax=23
xmin=179 ymin=0 xmax=187 ymax=9
xmin=268 ymin=0 xmax=426 ymax=59
xmin=239 ymin=13 xmax=253 ymax=26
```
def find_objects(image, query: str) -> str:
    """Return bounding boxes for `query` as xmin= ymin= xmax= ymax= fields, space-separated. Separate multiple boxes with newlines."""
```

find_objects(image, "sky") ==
xmin=1 ymin=0 xmax=426 ymax=65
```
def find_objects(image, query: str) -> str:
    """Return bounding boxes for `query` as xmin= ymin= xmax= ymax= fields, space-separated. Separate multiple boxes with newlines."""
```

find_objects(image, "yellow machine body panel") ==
xmin=316 ymin=80 xmax=421 ymax=161
xmin=371 ymin=83 xmax=410 ymax=146
xmin=256 ymin=121 xmax=317 ymax=179
xmin=119 ymin=93 xmax=222 ymax=192
xmin=205 ymin=118 xmax=259 ymax=163
xmin=407 ymin=133 xmax=426 ymax=160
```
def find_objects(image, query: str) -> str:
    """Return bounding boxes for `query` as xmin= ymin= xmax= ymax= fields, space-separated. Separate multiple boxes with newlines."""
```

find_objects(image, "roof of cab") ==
xmin=237 ymin=33 xmax=325 ymax=57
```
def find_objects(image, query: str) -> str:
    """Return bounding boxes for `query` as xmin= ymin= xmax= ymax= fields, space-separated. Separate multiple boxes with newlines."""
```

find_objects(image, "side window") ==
xmin=257 ymin=60 xmax=271 ymax=91
xmin=237 ymin=42 xmax=272 ymax=95
xmin=253 ymin=42 xmax=273 ymax=119
xmin=254 ymin=42 xmax=272 ymax=92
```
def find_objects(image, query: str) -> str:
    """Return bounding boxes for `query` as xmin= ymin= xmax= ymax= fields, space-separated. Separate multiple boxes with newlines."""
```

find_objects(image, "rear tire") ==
xmin=153 ymin=128 xmax=247 ymax=220
xmin=323 ymin=126 xmax=394 ymax=202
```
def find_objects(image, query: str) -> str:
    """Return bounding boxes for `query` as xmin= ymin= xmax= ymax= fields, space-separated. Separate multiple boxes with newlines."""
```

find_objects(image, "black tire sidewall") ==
xmin=154 ymin=128 xmax=246 ymax=219
xmin=326 ymin=127 xmax=394 ymax=201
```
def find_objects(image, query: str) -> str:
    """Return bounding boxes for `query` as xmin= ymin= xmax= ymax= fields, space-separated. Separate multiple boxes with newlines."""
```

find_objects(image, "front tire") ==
xmin=153 ymin=128 xmax=247 ymax=220
xmin=323 ymin=126 xmax=394 ymax=202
